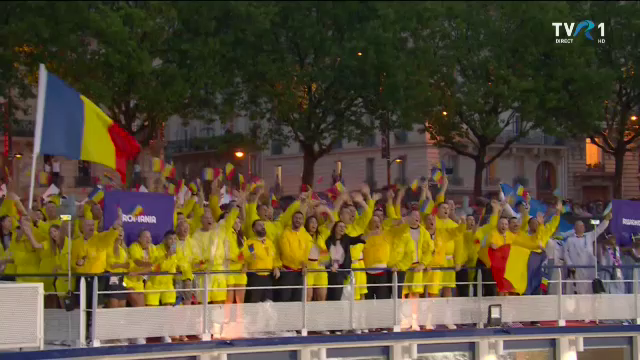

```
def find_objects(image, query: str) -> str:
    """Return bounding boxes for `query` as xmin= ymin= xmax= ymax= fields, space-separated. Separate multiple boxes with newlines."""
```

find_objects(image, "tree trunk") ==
xmin=473 ymin=157 xmax=486 ymax=200
xmin=301 ymin=149 xmax=317 ymax=189
xmin=613 ymin=148 xmax=625 ymax=199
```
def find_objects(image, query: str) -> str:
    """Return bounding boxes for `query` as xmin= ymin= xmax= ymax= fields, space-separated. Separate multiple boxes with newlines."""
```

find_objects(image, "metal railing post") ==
xmin=202 ymin=272 xmax=211 ymax=340
xmin=78 ymin=277 xmax=86 ymax=348
xmin=634 ymin=268 xmax=639 ymax=325
xmin=90 ymin=275 xmax=98 ymax=346
xmin=392 ymin=270 xmax=399 ymax=332
xmin=556 ymin=267 xmax=565 ymax=326
xmin=477 ymin=269 xmax=483 ymax=329
xmin=349 ymin=271 xmax=356 ymax=331
xmin=301 ymin=269 xmax=308 ymax=336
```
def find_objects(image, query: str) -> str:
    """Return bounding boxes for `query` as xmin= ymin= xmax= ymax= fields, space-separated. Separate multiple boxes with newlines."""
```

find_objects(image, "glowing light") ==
xmin=394 ymin=158 xmax=403 ymax=163
xmin=442 ymin=111 xmax=448 ymax=116
xmin=357 ymin=52 xmax=363 ymax=56
xmin=234 ymin=151 xmax=245 ymax=158
xmin=631 ymin=116 xmax=638 ymax=121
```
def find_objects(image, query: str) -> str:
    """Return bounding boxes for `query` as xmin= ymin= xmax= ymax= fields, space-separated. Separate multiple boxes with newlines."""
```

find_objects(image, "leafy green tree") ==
xmin=575 ymin=2 xmax=640 ymax=199
xmin=405 ymin=2 xmax=609 ymax=198
xmin=221 ymin=2 xmax=416 ymax=186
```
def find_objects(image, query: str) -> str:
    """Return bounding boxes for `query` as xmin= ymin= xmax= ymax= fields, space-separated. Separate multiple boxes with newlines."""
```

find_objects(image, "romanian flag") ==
xmin=38 ymin=171 xmax=50 ymax=186
xmin=516 ymin=185 xmax=525 ymax=196
xmin=238 ymin=174 xmax=245 ymax=191
xmin=88 ymin=186 xmax=104 ymax=202
xmin=335 ymin=182 xmax=345 ymax=194
xmin=202 ymin=167 xmax=214 ymax=181
xmin=162 ymin=163 xmax=176 ymax=179
xmin=225 ymin=163 xmax=236 ymax=181
xmin=189 ymin=182 xmax=198 ymax=194
xmin=166 ymin=182 xmax=176 ymax=195
xmin=271 ymin=193 xmax=279 ymax=208
xmin=131 ymin=205 xmax=144 ymax=217
xmin=33 ymin=65 xmax=141 ymax=183
xmin=410 ymin=179 xmax=420 ymax=192
xmin=152 ymin=158 xmax=164 ymax=173
xmin=431 ymin=167 xmax=443 ymax=184
xmin=249 ymin=178 xmax=264 ymax=192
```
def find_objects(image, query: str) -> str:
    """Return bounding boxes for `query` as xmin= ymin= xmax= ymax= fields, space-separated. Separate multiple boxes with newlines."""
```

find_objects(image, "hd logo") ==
xmin=552 ymin=21 xmax=605 ymax=44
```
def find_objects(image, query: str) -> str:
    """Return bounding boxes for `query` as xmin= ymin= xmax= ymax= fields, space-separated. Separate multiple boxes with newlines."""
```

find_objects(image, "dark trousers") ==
xmin=246 ymin=273 xmax=273 ymax=303
xmin=525 ymin=252 xmax=547 ymax=295
xmin=277 ymin=270 xmax=302 ymax=302
xmin=74 ymin=275 xmax=107 ymax=340
xmin=386 ymin=271 xmax=406 ymax=299
xmin=327 ymin=272 xmax=347 ymax=301
xmin=365 ymin=273 xmax=390 ymax=299
xmin=476 ymin=261 xmax=497 ymax=297
xmin=456 ymin=269 xmax=470 ymax=297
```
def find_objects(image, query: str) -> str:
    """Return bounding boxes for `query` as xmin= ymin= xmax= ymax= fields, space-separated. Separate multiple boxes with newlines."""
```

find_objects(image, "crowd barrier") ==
xmin=1 ymin=265 xmax=639 ymax=351
xmin=0 ymin=282 xmax=44 ymax=351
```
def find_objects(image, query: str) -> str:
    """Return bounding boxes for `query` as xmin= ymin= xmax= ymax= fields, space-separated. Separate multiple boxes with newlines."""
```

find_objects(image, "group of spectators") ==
xmin=0 ymin=168 xmax=631 ymax=343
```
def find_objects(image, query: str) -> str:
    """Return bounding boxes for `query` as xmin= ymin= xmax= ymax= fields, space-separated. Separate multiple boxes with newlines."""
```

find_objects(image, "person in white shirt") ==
xmin=562 ymin=213 xmax=611 ymax=294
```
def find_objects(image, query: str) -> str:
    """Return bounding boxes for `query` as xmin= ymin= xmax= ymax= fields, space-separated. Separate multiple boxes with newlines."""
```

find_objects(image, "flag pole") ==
xmin=29 ymin=64 xmax=47 ymax=210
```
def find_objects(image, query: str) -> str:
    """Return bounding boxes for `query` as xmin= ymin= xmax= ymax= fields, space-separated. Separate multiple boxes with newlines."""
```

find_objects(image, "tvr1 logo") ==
xmin=552 ymin=21 xmax=605 ymax=44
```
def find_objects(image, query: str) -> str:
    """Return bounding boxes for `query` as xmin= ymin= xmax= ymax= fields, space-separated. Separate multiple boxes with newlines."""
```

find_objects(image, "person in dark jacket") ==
xmin=325 ymin=221 xmax=366 ymax=301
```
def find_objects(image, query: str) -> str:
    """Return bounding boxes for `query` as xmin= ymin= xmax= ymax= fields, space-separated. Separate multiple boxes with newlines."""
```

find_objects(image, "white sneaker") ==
xmin=446 ymin=324 xmax=457 ymax=330
xmin=354 ymin=329 xmax=362 ymax=334
xmin=134 ymin=338 xmax=146 ymax=345
xmin=162 ymin=336 xmax=172 ymax=343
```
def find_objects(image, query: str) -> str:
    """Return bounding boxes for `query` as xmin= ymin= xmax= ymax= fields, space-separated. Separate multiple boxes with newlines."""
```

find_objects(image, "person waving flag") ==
xmin=29 ymin=65 xmax=141 ymax=206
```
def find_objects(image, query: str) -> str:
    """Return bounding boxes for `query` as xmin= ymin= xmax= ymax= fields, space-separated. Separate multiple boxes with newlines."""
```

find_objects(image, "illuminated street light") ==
xmin=631 ymin=115 xmax=638 ymax=121
xmin=357 ymin=52 xmax=363 ymax=56
xmin=442 ymin=111 xmax=448 ymax=116
xmin=394 ymin=157 xmax=403 ymax=163
xmin=234 ymin=151 xmax=245 ymax=158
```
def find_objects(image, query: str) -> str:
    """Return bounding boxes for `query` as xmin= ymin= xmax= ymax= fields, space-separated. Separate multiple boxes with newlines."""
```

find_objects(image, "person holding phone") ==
xmin=244 ymin=220 xmax=279 ymax=303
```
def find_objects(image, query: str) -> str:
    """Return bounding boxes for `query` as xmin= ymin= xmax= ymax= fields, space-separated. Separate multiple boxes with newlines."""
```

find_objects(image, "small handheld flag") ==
xmin=271 ymin=193 xmax=279 ymax=208
xmin=214 ymin=168 xmax=222 ymax=181
xmin=603 ymin=202 xmax=612 ymax=216
xmin=410 ymin=179 xmax=420 ymax=192
xmin=152 ymin=157 xmax=164 ymax=173
xmin=38 ymin=171 xmax=50 ymax=186
xmin=238 ymin=174 xmax=245 ymax=191
xmin=335 ymin=182 xmax=345 ymax=194
xmin=162 ymin=163 xmax=176 ymax=179
xmin=202 ymin=168 xmax=214 ymax=181
xmin=431 ymin=167 xmax=443 ymax=184
xmin=87 ymin=186 xmax=104 ymax=204
xmin=516 ymin=185 xmax=525 ymax=196
xmin=131 ymin=205 xmax=144 ymax=217
xmin=189 ymin=183 xmax=198 ymax=194
xmin=225 ymin=163 xmax=236 ymax=181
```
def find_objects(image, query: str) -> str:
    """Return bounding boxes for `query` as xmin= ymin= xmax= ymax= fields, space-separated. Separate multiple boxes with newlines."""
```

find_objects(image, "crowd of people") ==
xmin=0 ymin=168 xmax=628 ymax=344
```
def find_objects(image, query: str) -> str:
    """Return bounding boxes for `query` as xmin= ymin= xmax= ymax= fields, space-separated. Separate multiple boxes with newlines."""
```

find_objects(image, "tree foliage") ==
xmin=406 ymin=2 xmax=609 ymax=197
xmin=576 ymin=2 xmax=640 ymax=198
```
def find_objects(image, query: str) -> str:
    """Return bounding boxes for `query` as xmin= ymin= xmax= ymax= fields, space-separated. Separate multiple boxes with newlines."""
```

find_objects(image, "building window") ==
xmin=486 ymin=161 xmax=498 ymax=185
xmin=363 ymin=133 xmax=376 ymax=147
xmin=365 ymin=158 xmax=375 ymax=184
xmin=443 ymin=154 xmax=457 ymax=176
xmin=586 ymin=139 xmax=603 ymax=168
xmin=394 ymin=130 xmax=408 ymax=145
xmin=513 ymin=113 xmax=521 ymax=135
xmin=78 ymin=160 xmax=91 ymax=177
xmin=271 ymin=141 xmax=283 ymax=155
xmin=395 ymin=155 xmax=407 ymax=185
xmin=274 ymin=165 xmax=282 ymax=194
xmin=249 ymin=154 xmax=259 ymax=177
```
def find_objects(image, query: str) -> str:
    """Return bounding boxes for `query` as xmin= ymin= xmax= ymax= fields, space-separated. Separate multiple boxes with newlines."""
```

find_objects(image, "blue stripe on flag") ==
xmin=41 ymin=72 xmax=85 ymax=159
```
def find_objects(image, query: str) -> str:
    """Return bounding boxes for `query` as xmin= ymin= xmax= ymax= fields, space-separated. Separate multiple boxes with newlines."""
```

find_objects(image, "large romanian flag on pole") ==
xmin=29 ymin=65 xmax=141 ymax=206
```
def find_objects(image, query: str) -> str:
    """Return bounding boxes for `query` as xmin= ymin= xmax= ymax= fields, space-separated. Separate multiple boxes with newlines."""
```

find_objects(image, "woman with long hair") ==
xmin=304 ymin=206 xmax=334 ymax=302
xmin=222 ymin=207 xmax=246 ymax=325
xmin=12 ymin=216 xmax=44 ymax=283
xmin=325 ymin=221 xmax=366 ymax=301
xmin=126 ymin=229 xmax=153 ymax=344
xmin=37 ymin=223 xmax=70 ymax=309
xmin=105 ymin=228 xmax=130 ymax=309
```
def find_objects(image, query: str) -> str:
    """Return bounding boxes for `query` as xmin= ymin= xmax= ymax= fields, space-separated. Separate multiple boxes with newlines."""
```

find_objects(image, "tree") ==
xmin=220 ymin=2 xmax=413 ymax=186
xmin=578 ymin=2 xmax=640 ymax=199
xmin=405 ymin=2 xmax=608 ymax=198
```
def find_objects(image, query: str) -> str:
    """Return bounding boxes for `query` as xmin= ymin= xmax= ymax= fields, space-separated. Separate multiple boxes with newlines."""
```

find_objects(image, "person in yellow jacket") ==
xmin=304 ymin=206 xmax=334 ymax=302
xmin=426 ymin=193 xmax=466 ymax=299
xmin=454 ymin=214 xmax=481 ymax=297
xmin=362 ymin=214 xmax=413 ymax=299
xmin=244 ymin=185 xmax=302 ymax=240
xmin=12 ymin=217 xmax=45 ymax=284
xmin=219 ymin=205 xmax=248 ymax=326
xmin=105 ymin=228 xmax=130 ymax=309
xmin=278 ymin=211 xmax=312 ymax=302
xmin=333 ymin=187 xmax=377 ymax=300
xmin=35 ymin=223 xmax=70 ymax=308
xmin=146 ymin=230 xmax=192 ymax=307
xmin=126 ymin=229 xmax=153 ymax=311
xmin=189 ymin=210 xmax=227 ymax=305
xmin=244 ymin=219 xmax=280 ymax=303
xmin=175 ymin=219 xmax=194 ymax=306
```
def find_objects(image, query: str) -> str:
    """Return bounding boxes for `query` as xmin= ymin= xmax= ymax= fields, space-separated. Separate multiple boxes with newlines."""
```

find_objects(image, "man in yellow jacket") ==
xmin=278 ymin=211 xmax=312 ymax=302
xmin=244 ymin=219 xmax=280 ymax=303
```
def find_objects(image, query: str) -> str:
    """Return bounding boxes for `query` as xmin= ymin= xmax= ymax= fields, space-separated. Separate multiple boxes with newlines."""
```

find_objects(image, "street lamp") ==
xmin=442 ymin=111 xmax=448 ymax=116
xmin=394 ymin=157 xmax=403 ymax=163
xmin=234 ymin=151 xmax=245 ymax=158
xmin=357 ymin=52 xmax=363 ymax=56
xmin=631 ymin=115 xmax=638 ymax=121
